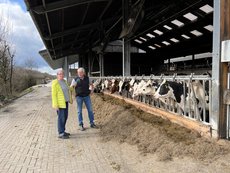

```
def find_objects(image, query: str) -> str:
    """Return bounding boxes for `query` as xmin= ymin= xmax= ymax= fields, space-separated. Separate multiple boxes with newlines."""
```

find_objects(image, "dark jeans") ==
xmin=57 ymin=102 xmax=68 ymax=135
xmin=76 ymin=95 xmax=94 ymax=126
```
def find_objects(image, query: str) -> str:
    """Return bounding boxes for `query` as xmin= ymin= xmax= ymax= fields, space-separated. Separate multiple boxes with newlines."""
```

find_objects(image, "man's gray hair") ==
xmin=78 ymin=67 xmax=85 ymax=74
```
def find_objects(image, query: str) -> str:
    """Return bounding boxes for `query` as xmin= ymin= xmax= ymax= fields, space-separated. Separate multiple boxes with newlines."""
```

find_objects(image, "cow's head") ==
xmin=118 ymin=80 xmax=124 ymax=94
xmin=154 ymin=80 xmax=171 ymax=99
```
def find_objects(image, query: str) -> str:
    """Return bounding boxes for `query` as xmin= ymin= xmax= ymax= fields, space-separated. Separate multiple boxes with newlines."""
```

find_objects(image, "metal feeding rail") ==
xmin=90 ymin=73 xmax=212 ymax=125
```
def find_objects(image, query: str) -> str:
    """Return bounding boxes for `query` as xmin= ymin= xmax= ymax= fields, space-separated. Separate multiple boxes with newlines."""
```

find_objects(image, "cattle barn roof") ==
xmin=25 ymin=0 xmax=213 ymax=61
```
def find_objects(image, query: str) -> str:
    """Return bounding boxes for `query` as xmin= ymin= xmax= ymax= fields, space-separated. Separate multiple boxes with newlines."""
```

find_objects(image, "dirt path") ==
xmin=0 ymin=84 xmax=229 ymax=173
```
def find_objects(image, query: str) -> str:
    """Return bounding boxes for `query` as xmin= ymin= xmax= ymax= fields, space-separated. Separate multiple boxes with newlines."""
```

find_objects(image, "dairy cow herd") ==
xmin=92 ymin=77 xmax=210 ymax=123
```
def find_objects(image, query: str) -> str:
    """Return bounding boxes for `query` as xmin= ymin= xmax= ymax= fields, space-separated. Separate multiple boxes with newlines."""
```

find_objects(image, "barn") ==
xmin=25 ymin=0 xmax=230 ymax=139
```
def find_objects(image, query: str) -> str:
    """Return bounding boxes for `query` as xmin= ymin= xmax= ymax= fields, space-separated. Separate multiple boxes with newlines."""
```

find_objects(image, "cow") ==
xmin=118 ymin=80 xmax=131 ymax=97
xmin=93 ymin=79 xmax=102 ymax=93
xmin=135 ymin=80 xmax=159 ymax=96
xmin=189 ymin=80 xmax=210 ymax=122
xmin=154 ymin=79 xmax=210 ymax=121
xmin=104 ymin=79 xmax=111 ymax=89
xmin=131 ymin=80 xmax=147 ymax=98
xmin=110 ymin=79 xmax=119 ymax=94
xmin=118 ymin=80 xmax=124 ymax=94
xmin=154 ymin=80 xmax=197 ymax=117
xmin=128 ymin=79 xmax=137 ymax=95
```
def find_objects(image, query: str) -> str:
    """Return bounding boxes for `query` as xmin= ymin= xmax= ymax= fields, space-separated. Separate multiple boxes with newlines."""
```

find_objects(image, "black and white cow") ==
xmin=155 ymin=79 xmax=210 ymax=122
xmin=118 ymin=80 xmax=131 ymax=97
xmin=93 ymin=79 xmax=102 ymax=93
xmin=154 ymin=80 xmax=206 ymax=120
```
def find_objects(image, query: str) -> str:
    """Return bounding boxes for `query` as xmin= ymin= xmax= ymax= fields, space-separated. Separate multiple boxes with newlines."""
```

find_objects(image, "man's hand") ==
xmin=89 ymin=84 xmax=94 ymax=94
xmin=70 ymin=79 xmax=77 ymax=88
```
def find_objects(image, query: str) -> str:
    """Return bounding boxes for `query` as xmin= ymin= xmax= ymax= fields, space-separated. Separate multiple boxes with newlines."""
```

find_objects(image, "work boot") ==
xmin=58 ymin=133 xmax=69 ymax=139
xmin=90 ymin=123 xmax=98 ymax=128
xmin=79 ymin=124 xmax=85 ymax=131
xmin=64 ymin=132 xmax=70 ymax=136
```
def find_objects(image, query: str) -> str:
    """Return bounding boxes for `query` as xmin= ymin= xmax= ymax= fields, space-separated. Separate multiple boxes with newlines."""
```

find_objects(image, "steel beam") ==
xmin=43 ymin=16 xmax=118 ymax=40
xmin=31 ymin=0 xmax=110 ymax=14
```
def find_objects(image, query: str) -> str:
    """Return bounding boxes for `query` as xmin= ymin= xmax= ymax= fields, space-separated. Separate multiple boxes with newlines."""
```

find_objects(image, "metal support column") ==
xmin=212 ymin=0 xmax=230 ymax=138
xmin=99 ymin=53 xmax=104 ymax=77
xmin=167 ymin=59 xmax=170 ymax=71
xmin=122 ymin=39 xmax=131 ymax=76
xmin=78 ymin=55 xmax=83 ymax=67
xmin=81 ymin=55 xmax=87 ymax=70
xmin=122 ymin=0 xmax=131 ymax=77
xmin=192 ymin=54 xmax=195 ymax=69
xmin=63 ymin=56 xmax=69 ymax=82
xmin=211 ymin=0 xmax=221 ymax=138
xmin=88 ymin=51 xmax=92 ymax=76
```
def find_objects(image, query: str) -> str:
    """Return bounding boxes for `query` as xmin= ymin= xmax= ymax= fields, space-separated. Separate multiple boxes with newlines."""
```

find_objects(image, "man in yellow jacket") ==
xmin=52 ymin=69 xmax=73 ymax=139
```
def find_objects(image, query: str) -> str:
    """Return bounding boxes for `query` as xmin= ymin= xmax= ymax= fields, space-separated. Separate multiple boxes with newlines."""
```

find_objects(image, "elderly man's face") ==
xmin=57 ymin=71 xmax=64 ymax=80
xmin=78 ymin=70 xmax=84 ymax=78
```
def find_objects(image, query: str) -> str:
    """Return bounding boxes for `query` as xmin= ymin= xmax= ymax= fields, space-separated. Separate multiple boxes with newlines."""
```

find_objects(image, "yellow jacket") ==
xmin=52 ymin=79 xmax=73 ymax=109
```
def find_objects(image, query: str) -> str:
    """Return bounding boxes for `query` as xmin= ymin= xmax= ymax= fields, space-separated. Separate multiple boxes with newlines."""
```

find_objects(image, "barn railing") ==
xmin=89 ymin=73 xmax=212 ymax=125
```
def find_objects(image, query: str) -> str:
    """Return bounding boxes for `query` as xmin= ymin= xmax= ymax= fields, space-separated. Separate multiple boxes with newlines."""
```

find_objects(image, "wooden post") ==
xmin=219 ymin=0 xmax=230 ymax=138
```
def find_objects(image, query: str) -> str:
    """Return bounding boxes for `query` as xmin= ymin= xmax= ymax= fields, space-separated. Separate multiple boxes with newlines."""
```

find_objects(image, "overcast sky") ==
xmin=0 ymin=0 xmax=56 ymax=74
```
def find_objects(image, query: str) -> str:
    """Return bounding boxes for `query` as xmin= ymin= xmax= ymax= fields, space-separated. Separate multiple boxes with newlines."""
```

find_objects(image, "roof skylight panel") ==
xmin=183 ymin=12 xmax=198 ymax=21
xmin=171 ymin=19 xmax=184 ymax=27
xmin=199 ymin=4 xmax=213 ymax=14
xmin=190 ymin=30 xmax=203 ymax=36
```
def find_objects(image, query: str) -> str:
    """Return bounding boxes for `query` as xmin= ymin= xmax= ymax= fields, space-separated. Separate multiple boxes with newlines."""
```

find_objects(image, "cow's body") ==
xmin=119 ymin=80 xmax=131 ymax=97
xmin=154 ymin=80 xmax=209 ymax=121
xmin=93 ymin=79 xmax=102 ymax=93
xmin=111 ymin=79 xmax=119 ymax=94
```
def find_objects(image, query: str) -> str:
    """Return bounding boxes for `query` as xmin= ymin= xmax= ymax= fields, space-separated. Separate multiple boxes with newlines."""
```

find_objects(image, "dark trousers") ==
xmin=57 ymin=102 xmax=68 ymax=134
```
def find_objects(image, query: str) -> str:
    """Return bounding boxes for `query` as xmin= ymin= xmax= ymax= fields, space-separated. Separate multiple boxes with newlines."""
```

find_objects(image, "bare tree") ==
xmin=24 ymin=57 xmax=38 ymax=70
xmin=0 ymin=13 xmax=10 ymax=43
xmin=0 ymin=41 xmax=12 ymax=96
xmin=0 ymin=11 xmax=14 ymax=97
xmin=7 ymin=46 xmax=15 ymax=94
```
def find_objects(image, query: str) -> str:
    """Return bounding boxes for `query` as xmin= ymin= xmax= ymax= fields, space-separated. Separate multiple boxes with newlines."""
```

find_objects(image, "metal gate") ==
xmin=90 ymin=73 xmax=212 ymax=125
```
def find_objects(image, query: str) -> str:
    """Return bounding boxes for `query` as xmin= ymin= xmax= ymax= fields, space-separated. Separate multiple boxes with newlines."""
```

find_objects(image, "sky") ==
xmin=0 ymin=0 xmax=56 ymax=74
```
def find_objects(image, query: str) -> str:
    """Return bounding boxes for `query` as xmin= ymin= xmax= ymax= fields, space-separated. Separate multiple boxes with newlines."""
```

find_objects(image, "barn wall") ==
xmin=131 ymin=53 xmax=164 ymax=76
xmin=104 ymin=53 xmax=123 ymax=76
xmin=102 ymin=52 xmax=165 ymax=76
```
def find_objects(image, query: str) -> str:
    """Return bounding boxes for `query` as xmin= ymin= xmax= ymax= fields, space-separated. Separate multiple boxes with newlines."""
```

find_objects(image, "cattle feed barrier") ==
xmin=89 ymin=74 xmax=212 ymax=137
